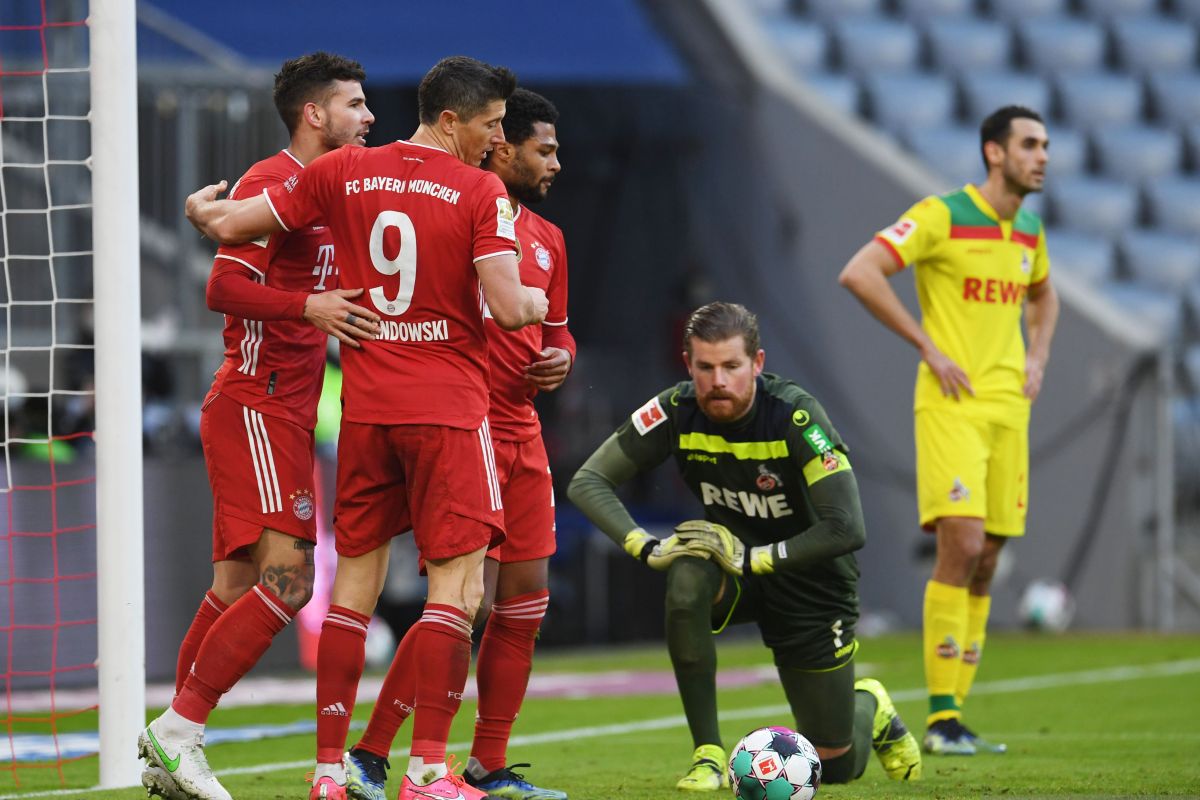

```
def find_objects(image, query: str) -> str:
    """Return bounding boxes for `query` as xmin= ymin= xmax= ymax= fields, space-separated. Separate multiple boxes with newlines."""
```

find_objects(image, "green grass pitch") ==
xmin=2 ymin=632 xmax=1198 ymax=799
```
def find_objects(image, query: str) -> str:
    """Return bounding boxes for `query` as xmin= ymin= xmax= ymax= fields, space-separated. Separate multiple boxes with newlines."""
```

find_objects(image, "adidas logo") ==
xmin=320 ymin=702 xmax=348 ymax=716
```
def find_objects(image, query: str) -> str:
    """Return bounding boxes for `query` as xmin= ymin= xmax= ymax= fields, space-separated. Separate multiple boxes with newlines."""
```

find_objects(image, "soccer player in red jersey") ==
xmin=344 ymin=88 xmax=574 ymax=800
xmin=138 ymin=53 xmax=378 ymax=800
xmin=183 ymin=57 xmax=548 ymax=800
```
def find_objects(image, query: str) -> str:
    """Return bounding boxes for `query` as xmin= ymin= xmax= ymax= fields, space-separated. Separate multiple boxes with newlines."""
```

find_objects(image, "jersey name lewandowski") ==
xmin=264 ymin=141 xmax=517 ymax=429
xmin=206 ymin=149 xmax=332 ymax=431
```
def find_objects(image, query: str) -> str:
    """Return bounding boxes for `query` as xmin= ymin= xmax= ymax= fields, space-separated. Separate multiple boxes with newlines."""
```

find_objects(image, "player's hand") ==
xmin=1024 ymin=353 xmax=1046 ymax=401
xmin=184 ymin=180 xmax=228 ymax=235
xmin=527 ymin=287 xmax=549 ymax=325
xmin=622 ymin=528 xmax=707 ymax=571
xmin=302 ymin=288 xmax=382 ymax=349
xmin=525 ymin=347 xmax=572 ymax=391
xmin=920 ymin=344 xmax=974 ymax=401
xmin=673 ymin=520 xmax=776 ymax=576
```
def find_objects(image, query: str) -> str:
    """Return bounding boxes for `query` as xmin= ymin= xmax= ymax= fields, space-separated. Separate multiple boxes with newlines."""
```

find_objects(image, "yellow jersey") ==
xmin=875 ymin=184 xmax=1050 ymax=426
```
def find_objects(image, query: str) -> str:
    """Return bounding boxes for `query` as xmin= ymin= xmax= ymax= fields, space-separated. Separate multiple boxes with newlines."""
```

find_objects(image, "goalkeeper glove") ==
xmin=622 ymin=527 xmax=707 ymax=571
xmin=673 ymin=519 xmax=775 ymax=576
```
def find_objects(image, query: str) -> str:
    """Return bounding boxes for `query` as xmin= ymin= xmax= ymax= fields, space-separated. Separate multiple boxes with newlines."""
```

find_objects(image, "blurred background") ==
xmin=3 ymin=0 xmax=1200 ymax=685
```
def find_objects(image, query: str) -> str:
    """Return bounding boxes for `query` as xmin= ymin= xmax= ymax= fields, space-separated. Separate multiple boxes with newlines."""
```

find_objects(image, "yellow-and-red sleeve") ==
xmin=874 ymin=195 xmax=948 ymax=268
xmin=1030 ymin=227 xmax=1051 ymax=286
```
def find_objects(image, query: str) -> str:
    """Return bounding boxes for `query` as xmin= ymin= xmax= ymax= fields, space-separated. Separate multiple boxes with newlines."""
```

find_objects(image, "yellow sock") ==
xmin=924 ymin=579 xmax=968 ymax=726
xmin=955 ymin=593 xmax=991 ymax=709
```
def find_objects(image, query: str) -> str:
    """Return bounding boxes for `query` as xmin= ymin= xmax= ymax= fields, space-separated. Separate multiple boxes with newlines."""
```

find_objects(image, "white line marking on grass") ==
xmin=4 ymin=657 xmax=1199 ymax=798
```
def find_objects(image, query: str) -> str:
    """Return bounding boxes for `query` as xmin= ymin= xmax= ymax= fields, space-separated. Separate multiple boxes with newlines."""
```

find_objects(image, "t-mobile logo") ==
xmin=313 ymin=244 xmax=336 ymax=290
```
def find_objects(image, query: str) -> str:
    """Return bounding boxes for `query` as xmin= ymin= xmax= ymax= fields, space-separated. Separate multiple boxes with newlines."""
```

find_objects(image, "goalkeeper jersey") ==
xmin=875 ymin=184 xmax=1050 ymax=426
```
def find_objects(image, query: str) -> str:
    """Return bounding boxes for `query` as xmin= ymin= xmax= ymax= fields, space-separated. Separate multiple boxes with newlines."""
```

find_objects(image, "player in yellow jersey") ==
xmin=837 ymin=106 xmax=1060 ymax=755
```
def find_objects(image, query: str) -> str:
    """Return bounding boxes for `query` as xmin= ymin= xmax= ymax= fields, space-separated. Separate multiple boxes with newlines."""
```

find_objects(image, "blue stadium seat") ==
xmin=1185 ymin=123 xmax=1200 ymax=168
xmin=804 ymin=0 xmax=884 ymax=21
xmin=959 ymin=71 xmax=1051 ymax=121
xmin=1147 ymin=72 xmax=1200 ymax=126
xmin=983 ymin=0 xmax=1067 ymax=19
xmin=769 ymin=18 xmax=829 ymax=72
xmin=865 ymin=72 xmax=956 ymax=131
xmin=1046 ymin=228 xmax=1116 ymax=283
xmin=1056 ymin=74 xmax=1144 ymax=127
xmin=1017 ymin=18 xmax=1106 ymax=74
xmin=1020 ymin=191 xmax=1047 ymax=219
xmin=1119 ymin=230 xmax=1200 ymax=290
xmin=905 ymin=125 xmax=985 ymax=186
xmin=833 ymin=19 xmax=921 ymax=73
xmin=1098 ymin=282 xmax=1183 ymax=338
xmin=803 ymin=72 xmax=860 ymax=115
xmin=1177 ymin=0 xmax=1200 ymax=24
xmin=1079 ymin=0 xmax=1160 ymax=17
xmin=1145 ymin=177 xmax=1200 ymax=236
xmin=896 ymin=0 xmax=974 ymax=17
xmin=1092 ymin=126 xmax=1183 ymax=182
xmin=1046 ymin=126 xmax=1088 ymax=176
xmin=1048 ymin=176 xmax=1139 ymax=233
xmin=926 ymin=18 xmax=1012 ymax=71
xmin=747 ymin=0 xmax=792 ymax=13
xmin=1110 ymin=17 xmax=1197 ymax=73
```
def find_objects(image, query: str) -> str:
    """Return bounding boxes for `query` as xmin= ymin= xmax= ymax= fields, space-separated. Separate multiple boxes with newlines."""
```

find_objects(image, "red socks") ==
xmin=409 ymin=604 xmax=473 ymax=760
xmin=355 ymin=621 xmax=418 ymax=758
xmin=315 ymin=605 xmax=372 ymax=764
xmin=173 ymin=585 xmax=294 ymax=724
xmin=175 ymin=591 xmax=229 ymax=695
xmin=470 ymin=590 xmax=548 ymax=771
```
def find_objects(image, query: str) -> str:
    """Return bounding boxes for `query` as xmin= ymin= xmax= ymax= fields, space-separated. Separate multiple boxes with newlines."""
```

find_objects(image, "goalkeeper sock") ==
xmin=820 ymin=692 xmax=872 ymax=783
xmin=471 ymin=589 xmax=549 ymax=772
xmin=175 ymin=591 xmax=228 ymax=695
xmin=173 ymin=584 xmax=294 ymax=725
xmin=923 ymin=579 xmax=968 ymax=726
xmin=955 ymin=593 xmax=991 ymax=709
xmin=356 ymin=622 xmax=418 ymax=759
xmin=315 ymin=605 xmax=371 ymax=764
xmin=665 ymin=558 xmax=724 ymax=748
xmin=410 ymin=604 xmax=472 ymax=761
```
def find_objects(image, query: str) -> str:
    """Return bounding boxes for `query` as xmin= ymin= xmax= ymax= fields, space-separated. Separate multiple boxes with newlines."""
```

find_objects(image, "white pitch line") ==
xmin=4 ymin=657 xmax=1199 ymax=798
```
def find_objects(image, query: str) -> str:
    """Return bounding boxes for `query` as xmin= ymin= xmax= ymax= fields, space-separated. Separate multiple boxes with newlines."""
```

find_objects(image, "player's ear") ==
xmin=753 ymin=349 xmax=765 ymax=376
xmin=983 ymin=139 xmax=1005 ymax=171
xmin=301 ymin=101 xmax=323 ymax=131
xmin=492 ymin=140 xmax=515 ymax=163
xmin=681 ymin=350 xmax=694 ymax=377
xmin=438 ymin=108 xmax=459 ymax=136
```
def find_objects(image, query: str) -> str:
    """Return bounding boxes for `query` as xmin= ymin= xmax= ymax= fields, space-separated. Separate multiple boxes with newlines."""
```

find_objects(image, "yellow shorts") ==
xmin=915 ymin=408 xmax=1028 ymax=536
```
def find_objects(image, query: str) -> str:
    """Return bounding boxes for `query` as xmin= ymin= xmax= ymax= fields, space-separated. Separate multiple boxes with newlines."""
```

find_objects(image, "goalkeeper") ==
xmin=567 ymin=302 xmax=921 ymax=791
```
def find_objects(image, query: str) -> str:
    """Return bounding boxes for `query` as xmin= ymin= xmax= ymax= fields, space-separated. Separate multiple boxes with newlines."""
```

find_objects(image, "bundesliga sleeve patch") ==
xmin=631 ymin=396 xmax=667 ymax=436
xmin=495 ymin=197 xmax=516 ymax=241
xmin=880 ymin=217 xmax=917 ymax=245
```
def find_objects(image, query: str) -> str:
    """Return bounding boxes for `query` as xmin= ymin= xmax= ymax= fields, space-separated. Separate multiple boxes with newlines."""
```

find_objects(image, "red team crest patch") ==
xmin=631 ymin=397 xmax=667 ymax=435
xmin=291 ymin=488 xmax=315 ymax=521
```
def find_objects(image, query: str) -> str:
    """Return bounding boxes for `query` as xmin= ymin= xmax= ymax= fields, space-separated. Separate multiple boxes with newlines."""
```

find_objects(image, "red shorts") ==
xmin=200 ymin=393 xmax=317 ymax=562
xmin=487 ymin=435 xmax=556 ymax=563
xmin=333 ymin=419 xmax=506 ymax=559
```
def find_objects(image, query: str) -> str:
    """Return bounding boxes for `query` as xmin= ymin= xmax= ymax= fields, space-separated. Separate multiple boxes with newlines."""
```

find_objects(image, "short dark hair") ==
xmin=273 ymin=52 xmax=366 ymax=135
xmin=683 ymin=302 xmax=761 ymax=358
xmin=418 ymin=56 xmax=517 ymax=125
xmin=979 ymin=105 xmax=1045 ymax=169
xmin=501 ymin=88 xmax=559 ymax=145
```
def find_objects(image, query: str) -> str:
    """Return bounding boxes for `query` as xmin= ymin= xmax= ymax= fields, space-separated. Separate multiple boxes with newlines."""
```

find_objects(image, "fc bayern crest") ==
xmin=534 ymin=244 xmax=552 ymax=270
xmin=291 ymin=489 xmax=315 ymax=521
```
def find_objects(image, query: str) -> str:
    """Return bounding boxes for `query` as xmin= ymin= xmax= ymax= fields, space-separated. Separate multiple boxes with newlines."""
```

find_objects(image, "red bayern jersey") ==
xmin=205 ymin=149 xmax=335 ymax=431
xmin=264 ymin=141 xmax=518 ymax=428
xmin=486 ymin=204 xmax=574 ymax=441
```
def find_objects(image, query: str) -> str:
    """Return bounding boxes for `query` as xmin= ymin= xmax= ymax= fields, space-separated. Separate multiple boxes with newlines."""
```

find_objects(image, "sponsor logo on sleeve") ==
xmin=803 ymin=424 xmax=833 ymax=456
xmin=631 ymin=396 xmax=667 ymax=435
xmin=791 ymin=409 xmax=810 ymax=427
xmin=881 ymin=217 xmax=916 ymax=245
xmin=495 ymin=197 xmax=516 ymax=241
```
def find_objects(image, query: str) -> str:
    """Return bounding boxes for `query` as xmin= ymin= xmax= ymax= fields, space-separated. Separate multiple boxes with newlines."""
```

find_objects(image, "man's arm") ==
xmin=186 ymin=181 xmax=284 ymax=245
xmin=476 ymin=253 xmax=548 ymax=330
xmin=838 ymin=240 xmax=973 ymax=399
xmin=1024 ymin=279 xmax=1059 ymax=402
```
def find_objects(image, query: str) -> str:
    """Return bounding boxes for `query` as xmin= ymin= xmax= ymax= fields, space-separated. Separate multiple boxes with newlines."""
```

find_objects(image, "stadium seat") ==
xmin=1092 ymin=126 xmax=1183 ymax=182
xmin=1017 ymin=18 xmax=1106 ymax=74
xmin=1110 ymin=17 xmax=1198 ymax=73
xmin=1098 ymin=281 xmax=1182 ymax=340
xmin=983 ymin=0 xmax=1067 ymax=20
xmin=1145 ymin=176 xmax=1200 ymax=236
xmin=1045 ymin=126 xmax=1088 ymax=176
xmin=1048 ymin=176 xmax=1139 ymax=234
xmin=803 ymin=72 xmax=860 ymax=115
xmin=959 ymin=71 xmax=1052 ymax=121
xmin=1056 ymin=74 xmax=1144 ymax=127
xmin=747 ymin=0 xmax=792 ymax=14
xmin=1119 ymin=230 xmax=1200 ymax=290
xmin=803 ymin=0 xmax=884 ymax=21
xmin=905 ymin=125 xmax=985 ymax=187
xmin=925 ymin=18 xmax=1012 ymax=72
xmin=1188 ymin=123 xmax=1200 ymax=168
xmin=1078 ymin=0 xmax=1160 ymax=17
xmin=769 ymin=18 xmax=829 ymax=72
xmin=865 ymin=72 xmax=956 ymax=131
xmin=1021 ymin=191 xmax=1047 ymax=219
xmin=1177 ymin=0 xmax=1200 ymax=24
xmin=1147 ymin=72 xmax=1200 ymax=126
xmin=896 ymin=0 xmax=974 ymax=17
xmin=1045 ymin=228 xmax=1116 ymax=283
xmin=832 ymin=19 xmax=921 ymax=73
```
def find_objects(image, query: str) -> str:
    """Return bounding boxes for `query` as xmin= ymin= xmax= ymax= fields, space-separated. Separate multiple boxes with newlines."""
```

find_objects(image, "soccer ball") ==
xmin=727 ymin=726 xmax=821 ymax=800
xmin=1018 ymin=578 xmax=1075 ymax=632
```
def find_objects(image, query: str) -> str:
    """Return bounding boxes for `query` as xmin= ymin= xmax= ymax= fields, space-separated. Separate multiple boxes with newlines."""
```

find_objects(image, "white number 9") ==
xmin=368 ymin=210 xmax=417 ymax=316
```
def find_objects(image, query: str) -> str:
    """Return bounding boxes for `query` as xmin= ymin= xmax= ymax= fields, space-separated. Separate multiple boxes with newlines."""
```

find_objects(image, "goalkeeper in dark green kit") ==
xmin=567 ymin=302 xmax=921 ymax=791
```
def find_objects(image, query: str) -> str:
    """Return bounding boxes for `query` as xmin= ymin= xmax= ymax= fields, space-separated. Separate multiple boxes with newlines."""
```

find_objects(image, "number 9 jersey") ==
xmin=263 ymin=140 xmax=518 ymax=429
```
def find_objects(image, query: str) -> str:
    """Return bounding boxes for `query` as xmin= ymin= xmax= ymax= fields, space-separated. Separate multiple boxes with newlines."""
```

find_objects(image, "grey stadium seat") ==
xmin=1178 ymin=0 xmax=1200 ymax=24
xmin=896 ymin=0 xmax=974 ymax=17
xmin=1048 ymin=176 xmax=1139 ymax=234
xmin=1020 ymin=191 xmax=1047 ymax=219
xmin=803 ymin=0 xmax=884 ymax=21
xmin=1099 ymin=282 xmax=1183 ymax=339
xmin=905 ymin=125 xmax=986 ymax=187
xmin=1145 ymin=177 xmax=1200 ymax=236
xmin=833 ymin=19 xmax=921 ymax=73
xmin=1044 ymin=126 xmax=1088 ymax=176
xmin=803 ymin=72 xmax=860 ymax=115
xmin=1110 ymin=17 xmax=1198 ymax=73
xmin=1078 ymin=0 xmax=1160 ymax=17
xmin=1119 ymin=230 xmax=1200 ymax=290
xmin=926 ymin=18 xmax=1012 ymax=71
xmin=1056 ymin=74 xmax=1144 ymax=127
xmin=1092 ymin=126 xmax=1183 ymax=182
xmin=865 ymin=73 xmax=957 ymax=131
xmin=769 ymin=18 xmax=830 ymax=72
xmin=1046 ymin=228 xmax=1116 ymax=282
xmin=1147 ymin=72 xmax=1200 ymax=126
xmin=1018 ymin=18 xmax=1106 ymax=74
xmin=960 ymin=71 xmax=1052 ymax=121
xmin=984 ymin=0 xmax=1067 ymax=19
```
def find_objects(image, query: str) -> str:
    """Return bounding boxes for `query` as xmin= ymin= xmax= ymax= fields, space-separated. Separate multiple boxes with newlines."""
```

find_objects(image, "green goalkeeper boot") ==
xmin=855 ymin=678 xmax=923 ymax=780
xmin=676 ymin=744 xmax=728 ymax=791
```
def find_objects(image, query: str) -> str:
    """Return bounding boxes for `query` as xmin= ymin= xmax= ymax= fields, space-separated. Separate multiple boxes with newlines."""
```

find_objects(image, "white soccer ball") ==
xmin=728 ymin=726 xmax=821 ymax=800
xmin=1018 ymin=579 xmax=1075 ymax=633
